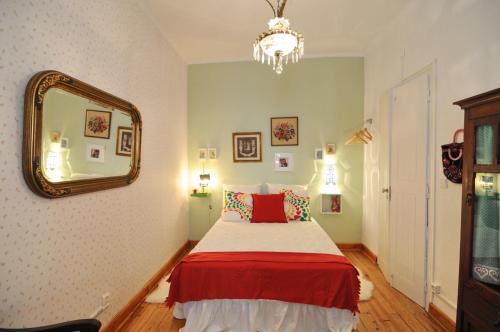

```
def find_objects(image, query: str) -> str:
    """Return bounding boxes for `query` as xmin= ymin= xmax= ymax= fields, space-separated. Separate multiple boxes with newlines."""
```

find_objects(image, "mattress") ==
xmin=174 ymin=219 xmax=358 ymax=332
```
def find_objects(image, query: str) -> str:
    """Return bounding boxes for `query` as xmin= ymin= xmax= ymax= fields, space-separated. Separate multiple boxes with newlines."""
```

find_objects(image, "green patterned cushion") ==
xmin=222 ymin=191 xmax=253 ymax=221
xmin=281 ymin=189 xmax=310 ymax=221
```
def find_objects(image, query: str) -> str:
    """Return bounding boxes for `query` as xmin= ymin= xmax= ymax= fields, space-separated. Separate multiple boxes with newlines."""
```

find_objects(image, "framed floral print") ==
xmin=232 ymin=132 xmax=262 ymax=162
xmin=116 ymin=126 xmax=133 ymax=156
xmin=84 ymin=110 xmax=112 ymax=139
xmin=271 ymin=116 xmax=298 ymax=146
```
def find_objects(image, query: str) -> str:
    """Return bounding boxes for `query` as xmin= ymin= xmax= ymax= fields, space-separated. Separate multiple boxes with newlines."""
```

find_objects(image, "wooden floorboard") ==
xmin=120 ymin=250 xmax=446 ymax=331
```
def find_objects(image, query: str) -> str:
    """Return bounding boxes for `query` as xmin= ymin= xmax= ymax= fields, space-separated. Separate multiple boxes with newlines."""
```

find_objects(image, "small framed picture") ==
xmin=314 ymin=148 xmax=323 ymax=160
xmin=208 ymin=148 xmax=217 ymax=159
xmin=86 ymin=144 xmax=105 ymax=163
xmin=326 ymin=143 xmax=336 ymax=155
xmin=233 ymin=132 xmax=262 ymax=162
xmin=274 ymin=153 xmax=293 ymax=171
xmin=116 ymin=127 xmax=133 ymax=156
xmin=60 ymin=137 xmax=69 ymax=149
xmin=50 ymin=131 xmax=61 ymax=143
xmin=199 ymin=148 xmax=208 ymax=159
xmin=84 ymin=109 xmax=112 ymax=139
xmin=271 ymin=117 xmax=298 ymax=146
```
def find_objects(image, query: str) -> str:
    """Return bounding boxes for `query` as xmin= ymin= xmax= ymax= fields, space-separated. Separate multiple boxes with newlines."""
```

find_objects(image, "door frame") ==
xmin=387 ymin=61 xmax=437 ymax=310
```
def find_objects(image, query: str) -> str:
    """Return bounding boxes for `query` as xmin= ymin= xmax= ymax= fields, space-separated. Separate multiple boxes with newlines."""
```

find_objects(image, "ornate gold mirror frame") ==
xmin=23 ymin=70 xmax=142 ymax=198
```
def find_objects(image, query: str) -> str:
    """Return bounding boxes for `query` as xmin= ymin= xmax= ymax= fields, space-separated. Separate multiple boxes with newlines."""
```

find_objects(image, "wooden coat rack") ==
xmin=345 ymin=119 xmax=373 ymax=145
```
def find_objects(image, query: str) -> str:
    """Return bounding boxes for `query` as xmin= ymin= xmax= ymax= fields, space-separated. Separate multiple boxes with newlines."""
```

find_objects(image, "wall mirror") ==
xmin=23 ymin=70 xmax=142 ymax=198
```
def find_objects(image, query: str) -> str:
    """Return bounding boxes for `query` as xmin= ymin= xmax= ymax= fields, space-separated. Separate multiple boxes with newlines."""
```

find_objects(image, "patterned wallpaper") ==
xmin=0 ymin=0 xmax=188 ymax=327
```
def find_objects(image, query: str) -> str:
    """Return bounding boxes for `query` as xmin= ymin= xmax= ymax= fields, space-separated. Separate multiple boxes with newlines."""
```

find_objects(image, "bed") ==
xmin=167 ymin=218 xmax=359 ymax=332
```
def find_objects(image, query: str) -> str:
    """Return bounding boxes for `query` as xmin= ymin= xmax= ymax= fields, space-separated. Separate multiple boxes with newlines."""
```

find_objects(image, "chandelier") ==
xmin=253 ymin=0 xmax=304 ymax=74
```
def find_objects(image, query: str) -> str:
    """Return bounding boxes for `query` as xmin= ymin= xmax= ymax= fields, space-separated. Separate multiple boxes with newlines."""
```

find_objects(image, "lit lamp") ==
xmin=199 ymin=173 xmax=211 ymax=193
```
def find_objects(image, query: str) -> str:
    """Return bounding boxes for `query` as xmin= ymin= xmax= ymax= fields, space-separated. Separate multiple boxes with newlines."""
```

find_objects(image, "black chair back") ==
xmin=0 ymin=319 xmax=101 ymax=332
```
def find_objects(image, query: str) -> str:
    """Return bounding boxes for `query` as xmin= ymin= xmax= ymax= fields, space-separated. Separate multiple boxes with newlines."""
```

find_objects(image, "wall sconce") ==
xmin=200 ymin=173 xmax=211 ymax=193
xmin=320 ymin=144 xmax=340 ymax=195
xmin=46 ymin=151 xmax=58 ymax=171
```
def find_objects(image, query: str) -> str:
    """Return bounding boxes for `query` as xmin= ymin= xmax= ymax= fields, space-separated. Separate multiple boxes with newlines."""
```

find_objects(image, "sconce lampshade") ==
xmin=199 ymin=174 xmax=211 ymax=192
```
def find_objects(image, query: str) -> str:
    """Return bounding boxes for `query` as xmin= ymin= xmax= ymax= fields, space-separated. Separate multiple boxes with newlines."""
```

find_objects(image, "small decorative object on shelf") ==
xmin=320 ymin=194 xmax=342 ymax=214
xmin=191 ymin=188 xmax=210 ymax=197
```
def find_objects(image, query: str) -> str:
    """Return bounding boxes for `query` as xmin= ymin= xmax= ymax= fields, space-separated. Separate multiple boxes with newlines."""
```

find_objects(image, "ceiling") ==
xmin=142 ymin=0 xmax=410 ymax=64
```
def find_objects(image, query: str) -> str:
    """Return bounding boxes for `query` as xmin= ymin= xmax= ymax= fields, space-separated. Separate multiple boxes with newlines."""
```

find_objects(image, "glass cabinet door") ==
xmin=475 ymin=125 xmax=494 ymax=165
xmin=473 ymin=173 xmax=500 ymax=285
xmin=472 ymin=122 xmax=500 ymax=286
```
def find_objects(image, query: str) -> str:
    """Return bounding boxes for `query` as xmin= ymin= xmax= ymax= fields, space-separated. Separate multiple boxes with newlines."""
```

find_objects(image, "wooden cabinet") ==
xmin=455 ymin=88 xmax=500 ymax=332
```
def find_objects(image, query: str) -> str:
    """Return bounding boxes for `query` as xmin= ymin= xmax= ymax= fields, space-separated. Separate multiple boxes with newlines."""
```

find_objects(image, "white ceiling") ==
xmin=142 ymin=0 xmax=410 ymax=64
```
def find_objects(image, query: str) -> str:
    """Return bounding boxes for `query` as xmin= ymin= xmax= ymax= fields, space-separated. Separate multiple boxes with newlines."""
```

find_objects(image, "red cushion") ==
xmin=251 ymin=193 xmax=288 ymax=223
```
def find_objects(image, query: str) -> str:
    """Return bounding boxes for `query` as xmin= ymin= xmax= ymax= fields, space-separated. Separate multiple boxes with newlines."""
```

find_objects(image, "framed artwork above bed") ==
xmin=232 ymin=132 xmax=262 ymax=162
xmin=271 ymin=117 xmax=298 ymax=146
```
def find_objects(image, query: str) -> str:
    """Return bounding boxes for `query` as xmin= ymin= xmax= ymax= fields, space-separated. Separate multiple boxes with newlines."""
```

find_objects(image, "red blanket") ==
xmin=166 ymin=251 xmax=360 ymax=313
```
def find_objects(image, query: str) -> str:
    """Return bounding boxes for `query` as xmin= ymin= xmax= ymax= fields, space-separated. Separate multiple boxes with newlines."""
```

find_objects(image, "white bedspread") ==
xmin=174 ymin=219 xmax=358 ymax=332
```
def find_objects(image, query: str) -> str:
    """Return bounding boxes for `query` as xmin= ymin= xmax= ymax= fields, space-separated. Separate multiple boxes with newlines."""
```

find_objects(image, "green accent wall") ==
xmin=188 ymin=58 xmax=364 ymax=243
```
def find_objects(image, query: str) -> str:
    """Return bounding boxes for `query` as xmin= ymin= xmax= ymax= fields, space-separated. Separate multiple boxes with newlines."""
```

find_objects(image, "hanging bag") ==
xmin=441 ymin=129 xmax=464 ymax=183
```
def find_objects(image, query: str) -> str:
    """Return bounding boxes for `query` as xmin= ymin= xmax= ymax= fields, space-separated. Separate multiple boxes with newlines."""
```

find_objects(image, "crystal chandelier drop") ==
xmin=253 ymin=0 xmax=304 ymax=74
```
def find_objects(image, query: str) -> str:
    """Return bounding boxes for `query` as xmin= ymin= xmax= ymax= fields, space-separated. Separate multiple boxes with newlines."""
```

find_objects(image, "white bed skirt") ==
xmin=174 ymin=299 xmax=358 ymax=332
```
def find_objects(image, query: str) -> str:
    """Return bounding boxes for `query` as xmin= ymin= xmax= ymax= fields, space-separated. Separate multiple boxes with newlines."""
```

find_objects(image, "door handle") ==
xmin=466 ymin=192 xmax=473 ymax=207
xmin=382 ymin=187 xmax=391 ymax=200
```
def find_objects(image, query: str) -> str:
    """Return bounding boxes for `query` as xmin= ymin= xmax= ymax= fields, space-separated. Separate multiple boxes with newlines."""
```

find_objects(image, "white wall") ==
xmin=362 ymin=0 xmax=500 ymax=321
xmin=0 ymin=0 xmax=188 ymax=328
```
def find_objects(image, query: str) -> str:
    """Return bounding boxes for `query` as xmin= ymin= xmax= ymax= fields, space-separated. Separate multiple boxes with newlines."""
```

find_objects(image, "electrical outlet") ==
xmin=431 ymin=283 xmax=441 ymax=295
xmin=102 ymin=292 xmax=110 ymax=307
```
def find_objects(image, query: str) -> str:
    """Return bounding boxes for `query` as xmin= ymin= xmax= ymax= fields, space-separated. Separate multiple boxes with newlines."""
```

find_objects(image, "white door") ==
xmin=389 ymin=72 xmax=429 ymax=307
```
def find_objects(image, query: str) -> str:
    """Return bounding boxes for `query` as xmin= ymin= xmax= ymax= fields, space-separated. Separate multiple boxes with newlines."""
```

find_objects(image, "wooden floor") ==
xmin=120 ymin=250 xmax=446 ymax=331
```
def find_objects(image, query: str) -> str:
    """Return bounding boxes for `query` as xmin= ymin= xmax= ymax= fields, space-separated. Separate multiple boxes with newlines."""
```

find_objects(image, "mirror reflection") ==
xmin=42 ymin=87 xmax=133 ymax=182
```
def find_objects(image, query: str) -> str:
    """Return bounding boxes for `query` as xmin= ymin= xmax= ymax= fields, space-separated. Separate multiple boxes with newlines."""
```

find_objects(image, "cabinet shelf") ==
xmin=473 ymin=165 xmax=500 ymax=173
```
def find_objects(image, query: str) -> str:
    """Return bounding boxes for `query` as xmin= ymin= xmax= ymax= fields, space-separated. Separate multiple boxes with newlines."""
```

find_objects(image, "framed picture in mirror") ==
xmin=84 ymin=110 xmax=112 ymax=139
xmin=116 ymin=127 xmax=133 ymax=156
xmin=86 ymin=144 xmax=105 ymax=163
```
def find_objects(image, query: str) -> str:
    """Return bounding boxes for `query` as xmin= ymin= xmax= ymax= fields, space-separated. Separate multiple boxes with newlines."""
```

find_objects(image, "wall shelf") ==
xmin=320 ymin=193 xmax=342 ymax=214
xmin=190 ymin=192 xmax=210 ymax=198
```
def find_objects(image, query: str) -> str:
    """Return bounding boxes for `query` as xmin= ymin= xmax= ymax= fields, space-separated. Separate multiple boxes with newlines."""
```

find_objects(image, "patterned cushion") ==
xmin=281 ymin=189 xmax=311 ymax=221
xmin=222 ymin=191 xmax=253 ymax=221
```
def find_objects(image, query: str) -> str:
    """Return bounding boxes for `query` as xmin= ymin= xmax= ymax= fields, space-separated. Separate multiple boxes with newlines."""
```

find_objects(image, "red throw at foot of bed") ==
xmin=166 ymin=251 xmax=360 ymax=313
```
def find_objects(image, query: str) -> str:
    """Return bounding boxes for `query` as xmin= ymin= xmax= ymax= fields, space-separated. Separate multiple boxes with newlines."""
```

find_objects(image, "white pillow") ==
xmin=266 ymin=183 xmax=309 ymax=195
xmin=221 ymin=184 xmax=261 ymax=222
xmin=222 ymin=184 xmax=261 ymax=194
